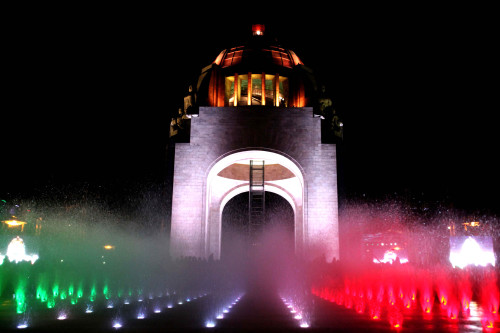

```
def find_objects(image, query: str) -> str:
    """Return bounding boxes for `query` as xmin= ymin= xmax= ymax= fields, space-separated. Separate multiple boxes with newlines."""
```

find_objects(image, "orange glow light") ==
xmin=3 ymin=220 xmax=26 ymax=226
xmin=252 ymin=24 xmax=265 ymax=36
xmin=2 ymin=220 xmax=27 ymax=232
xmin=103 ymin=245 xmax=115 ymax=250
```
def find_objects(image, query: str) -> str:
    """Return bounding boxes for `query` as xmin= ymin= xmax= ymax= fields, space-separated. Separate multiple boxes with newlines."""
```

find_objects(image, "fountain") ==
xmin=0 ymin=193 xmax=498 ymax=333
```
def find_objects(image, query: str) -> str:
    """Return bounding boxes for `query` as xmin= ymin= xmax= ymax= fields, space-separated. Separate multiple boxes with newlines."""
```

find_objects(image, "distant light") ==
xmin=252 ymin=24 xmax=265 ymax=36
xmin=206 ymin=321 xmax=216 ymax=328
xmin=5 ymin=236 xmax=39 ymax=264
xmin=137 ymin=313 xmax=145 ymax=319
xmin=17 ymin=323 xmax=28 ymax=329
xmin=112 ymin=321 xmax=122 ymax=329
xmin=373 ymin=250 xmax=409 ymax=264
xmin=3 ymin=220 xmax=27 ymax=227
xmin=57 ymin=314 xmax=67 ymax=320
xmin=154 ymin=309 xmax=161 ymax=313
xmin=300 ymin=322 xmax=310 ymax=328
xmin=450 ymin=236 xmax=495 ymax=268
xmin=104 ymin=245 xmax=115 ymax=250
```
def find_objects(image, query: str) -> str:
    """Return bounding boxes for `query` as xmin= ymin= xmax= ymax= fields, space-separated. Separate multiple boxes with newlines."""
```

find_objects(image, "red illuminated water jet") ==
xmin=312 ymin=263 xmax=500 ymax=330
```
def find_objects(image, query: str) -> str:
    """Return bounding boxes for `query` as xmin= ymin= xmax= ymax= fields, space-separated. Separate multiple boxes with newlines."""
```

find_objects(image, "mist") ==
xmin=1 ymin=187 xmax=499 ymax=331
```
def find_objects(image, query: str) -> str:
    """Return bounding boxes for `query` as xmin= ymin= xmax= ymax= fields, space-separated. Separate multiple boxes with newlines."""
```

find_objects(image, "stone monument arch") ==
xmin=168 ymin=25 xmax=339 ymax=262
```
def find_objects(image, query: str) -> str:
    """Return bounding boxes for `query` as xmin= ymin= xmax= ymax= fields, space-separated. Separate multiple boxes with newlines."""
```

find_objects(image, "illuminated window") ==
xmin=225 ymin=77 xmax=234 ymax=105
xmin=225 ymin=74 xmax=288 ymax=107
xmin=240 ymin=77 xmax=248 ymax=102
xmin=279 ymin=78 xmax=289 ymax=107
xmin=265 ymin=77 xmax=274 ymax=103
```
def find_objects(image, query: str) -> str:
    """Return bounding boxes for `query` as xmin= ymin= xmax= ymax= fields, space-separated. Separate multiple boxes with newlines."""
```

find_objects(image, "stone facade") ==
xmin=170 ymin=106 xmax=339 ymax=261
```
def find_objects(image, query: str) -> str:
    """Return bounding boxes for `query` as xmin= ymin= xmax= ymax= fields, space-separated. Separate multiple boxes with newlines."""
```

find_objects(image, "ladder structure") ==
xmin=249 ymin=160 xmax=265 ymax=243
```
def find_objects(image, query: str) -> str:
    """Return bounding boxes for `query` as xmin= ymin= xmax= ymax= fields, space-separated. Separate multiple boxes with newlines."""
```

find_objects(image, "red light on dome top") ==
xmin=252 ymin=24 xmax=265 ymax=36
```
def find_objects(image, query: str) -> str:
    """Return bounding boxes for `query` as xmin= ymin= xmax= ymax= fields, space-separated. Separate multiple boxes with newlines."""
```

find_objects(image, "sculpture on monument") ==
xmin=317 ymin=85 xmax=343 ymax=142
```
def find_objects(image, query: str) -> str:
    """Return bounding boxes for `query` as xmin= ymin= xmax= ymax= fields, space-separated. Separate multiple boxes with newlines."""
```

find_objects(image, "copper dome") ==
xmin=213 ymin=44 xmax=304 ymax=70
xmin=196 ymin=27 xmax=317 ymax=108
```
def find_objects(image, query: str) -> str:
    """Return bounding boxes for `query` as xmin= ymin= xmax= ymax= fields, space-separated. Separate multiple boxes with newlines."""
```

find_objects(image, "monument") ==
xmin=168 ymin=25 xmax=341 ymax=261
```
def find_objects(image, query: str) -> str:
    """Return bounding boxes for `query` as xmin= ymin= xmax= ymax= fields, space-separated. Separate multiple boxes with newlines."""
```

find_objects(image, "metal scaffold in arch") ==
xmin=249 ymin=160 xmax=265 ymax=243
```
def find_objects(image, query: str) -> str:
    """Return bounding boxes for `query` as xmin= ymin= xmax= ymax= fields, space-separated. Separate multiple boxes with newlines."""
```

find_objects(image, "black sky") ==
xmin=3 ymin=7 xmax=498 ymax=214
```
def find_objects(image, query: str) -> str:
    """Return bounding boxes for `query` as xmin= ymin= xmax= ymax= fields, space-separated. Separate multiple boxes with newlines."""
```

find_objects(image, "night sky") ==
xmin=3 ymin=8 xmax=498 ymax=215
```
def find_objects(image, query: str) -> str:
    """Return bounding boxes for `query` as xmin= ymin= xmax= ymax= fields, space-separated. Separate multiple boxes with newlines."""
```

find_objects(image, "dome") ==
xmin=213 ymin=44 xmax=304 ymax=71
xmin=196 ymin=25 xmax=317 ymax=108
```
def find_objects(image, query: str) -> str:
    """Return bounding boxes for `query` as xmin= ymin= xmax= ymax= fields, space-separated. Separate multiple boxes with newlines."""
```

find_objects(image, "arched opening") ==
xmin=221 ymin=192 xmax=294 ymax=261
xmin=172 ymin=147 xmax=338 ymax=262
xmin=204 ymin=149 xmax=305 ymax=260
